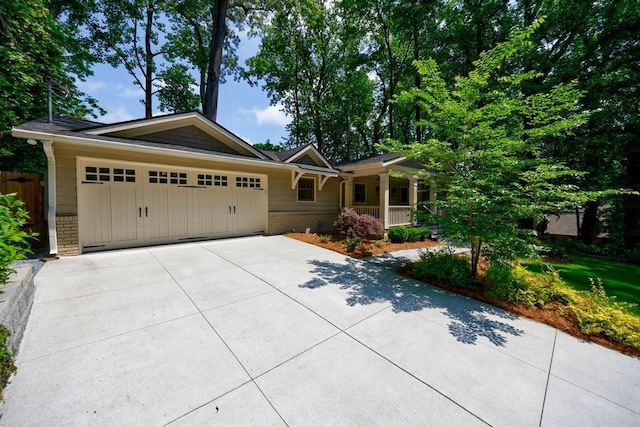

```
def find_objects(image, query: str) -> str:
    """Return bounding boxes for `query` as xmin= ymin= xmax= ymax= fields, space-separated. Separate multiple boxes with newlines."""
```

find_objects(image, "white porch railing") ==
xmin=389 ymin=206 xmax=412 ymax=226
xmin=352 ymin=206 xmax=380 ymax=218
xmin=352 ymin=205 xmax=413 ymax=227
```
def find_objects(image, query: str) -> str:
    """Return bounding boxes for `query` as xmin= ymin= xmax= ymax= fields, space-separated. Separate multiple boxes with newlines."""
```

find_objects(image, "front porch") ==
xmin=337 ymin=154 xmax=435 ymax=229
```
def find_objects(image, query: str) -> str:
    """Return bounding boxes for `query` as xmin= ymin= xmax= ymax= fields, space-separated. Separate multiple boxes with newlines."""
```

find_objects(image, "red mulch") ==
xmin=285 ymin=232 xmax=441 ymax=259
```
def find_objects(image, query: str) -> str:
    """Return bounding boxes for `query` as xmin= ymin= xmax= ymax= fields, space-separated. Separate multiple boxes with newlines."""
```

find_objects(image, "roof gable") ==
xmin=282 ymin=144 xmax=333 ymax=169
xmin=86 ymin=111 xmax=267 ymax=159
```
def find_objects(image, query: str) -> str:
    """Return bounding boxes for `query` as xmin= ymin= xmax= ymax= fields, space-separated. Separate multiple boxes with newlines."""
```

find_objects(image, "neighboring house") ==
xmin=12 ymin=111 xmax=429 ymax=255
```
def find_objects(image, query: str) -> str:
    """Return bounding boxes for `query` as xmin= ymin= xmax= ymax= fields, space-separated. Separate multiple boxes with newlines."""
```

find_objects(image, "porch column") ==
xmin=379 ymin=172 xmax=389 ymax=229
xmin=344 ymin=177 xmax=353 ymax=208
xmin=409 ymin=177 xmax=418 ymax=225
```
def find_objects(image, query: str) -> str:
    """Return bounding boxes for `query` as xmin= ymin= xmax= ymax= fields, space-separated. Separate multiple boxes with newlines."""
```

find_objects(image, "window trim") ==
xmin=297 ymin=177 xmax=316 ymax=202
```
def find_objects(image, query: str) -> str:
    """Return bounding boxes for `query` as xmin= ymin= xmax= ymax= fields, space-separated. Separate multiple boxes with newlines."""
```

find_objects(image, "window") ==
xmin=297 ymin=177 xmax=315 ymax=202
xmin=85 ymin=166 xmax=136 ymax=183
xmin=354 ymin=183 xmax=366 ymax=203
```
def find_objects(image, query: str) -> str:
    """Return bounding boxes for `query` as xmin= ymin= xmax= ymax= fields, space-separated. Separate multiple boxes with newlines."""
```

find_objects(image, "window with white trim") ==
xmin=354 ymin=183 xmax=366 ymax=203
xmin=297 ymin=177 xmax=315 ymax=202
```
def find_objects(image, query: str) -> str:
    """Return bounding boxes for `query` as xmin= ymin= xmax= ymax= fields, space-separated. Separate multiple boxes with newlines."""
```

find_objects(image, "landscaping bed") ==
xmin=285 ymin=232 xmax=441 ymax=258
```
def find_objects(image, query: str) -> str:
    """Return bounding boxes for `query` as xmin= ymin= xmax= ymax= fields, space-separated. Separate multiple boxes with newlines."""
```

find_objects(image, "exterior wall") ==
xmin=56 ymin=215 xmax=79 ymax=255
xmin=51 ymin=142 xmax=341 ymax=251
xmin=268 ymin=211 xmax=338 ymax=235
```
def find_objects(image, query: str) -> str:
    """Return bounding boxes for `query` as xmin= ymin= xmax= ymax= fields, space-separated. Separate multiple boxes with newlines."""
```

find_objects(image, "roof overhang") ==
xmin=11 ymin=128 xmax=338 ymax=175
xmin=84 ymin=111 xmax=268 ymax=160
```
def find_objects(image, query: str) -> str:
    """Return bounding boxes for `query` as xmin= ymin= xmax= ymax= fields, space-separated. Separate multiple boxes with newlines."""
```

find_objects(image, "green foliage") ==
xmin=486 ymin=262 xmax=572 ymax=308
xmin=381 ymin=19 xmax=608 ymax=278
xmin=0 ymin=193 xmax=35 ymax=285
xmin=345 ymin=235 xmax=363 ymax=252
xmin=412 ymin=248 xmax=474 ymax=288
xmin=318 ymin=234 xmax=331 ymax=243
xmin=485 ymin=261 xmax=640 ymax=350
xmin=387 ymin=226 xmax=408 ymax=243
xmin=157 ymin=64 xmax=201 ymax=113
xmin=406 ymin=227 xmax=430 ymax=242
xmin=252 ymin=141 xmax=283 ymax=152
xmin=0 ymin=324 xmax=17 ymax=400
xmin=0 ymin=0 xmax=101 ymax=172
xmin=572 ymin=280 xmax=640 ymax=349
xmin=246 ymin=0 xmax=377 ymax=161
xmin=388 ymin=226 xmax=429 ymax=243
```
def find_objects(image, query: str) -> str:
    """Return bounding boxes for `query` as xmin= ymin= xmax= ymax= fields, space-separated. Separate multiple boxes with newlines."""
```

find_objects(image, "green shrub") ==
xmin=388 ymin=226 xmax=409 ymax=243
xmin=412 ymin=247 xmax=473 ymax=287
xmin=1 ymin=193 xmax=36 ymax=285
xmin=406 ymin=227 xmax=430 ymax=242
xmin=0 ymin=325 xmax=17 ymax=401
xmin=318 ymin=234 xmax=331 ymax=243
xmin=345 ymin=235 xmax=363 ymax=252
xmin=485 ymin=262 xmax=568 ymax=308
xmin=572 ymin=280 xmax=640 ymax=350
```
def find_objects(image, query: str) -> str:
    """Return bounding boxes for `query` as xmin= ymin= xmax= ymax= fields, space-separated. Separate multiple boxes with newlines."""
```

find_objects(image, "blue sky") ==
xmin=76 ymin=32 xmax=290 ymax=147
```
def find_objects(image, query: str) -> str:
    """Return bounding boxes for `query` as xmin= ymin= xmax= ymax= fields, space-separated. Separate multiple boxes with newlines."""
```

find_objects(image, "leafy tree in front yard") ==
xmin=382 ymin=18 xmax=617 ymax=279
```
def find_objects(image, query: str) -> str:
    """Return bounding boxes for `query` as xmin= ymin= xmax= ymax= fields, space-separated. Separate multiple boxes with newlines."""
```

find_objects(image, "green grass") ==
xmin=522 ymin=254 xmax=640 ymax=315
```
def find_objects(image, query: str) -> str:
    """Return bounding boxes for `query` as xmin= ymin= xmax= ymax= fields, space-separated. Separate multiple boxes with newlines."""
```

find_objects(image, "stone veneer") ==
xmin=268 ymin=211 xmax=338 ymax=235
xmin=56 ymin=215 xmax=79 ymax=256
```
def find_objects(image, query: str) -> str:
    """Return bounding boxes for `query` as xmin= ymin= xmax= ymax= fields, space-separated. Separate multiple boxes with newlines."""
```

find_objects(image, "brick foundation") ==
xmin=268 ymin=211 xmax=338 ymax=235
xmin=56 ymin=215 xmax=79 ymax=256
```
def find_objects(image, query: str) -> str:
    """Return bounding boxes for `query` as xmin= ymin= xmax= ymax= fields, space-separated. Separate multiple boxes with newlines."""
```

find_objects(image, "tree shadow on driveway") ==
xmin=300 ymin=258 xmax=523 ymax=347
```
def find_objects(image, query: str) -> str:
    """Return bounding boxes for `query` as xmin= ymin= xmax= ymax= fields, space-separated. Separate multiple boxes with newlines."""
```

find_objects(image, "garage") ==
xmin=78 ymin=158 xmax=267 ymax=252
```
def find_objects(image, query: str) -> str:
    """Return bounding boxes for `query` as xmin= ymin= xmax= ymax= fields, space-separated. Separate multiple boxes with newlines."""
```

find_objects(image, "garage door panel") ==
xmin=110 ymin=186 xmax=141 ymax=243
xmin=78 ymin=159 xmax=267 ymax=252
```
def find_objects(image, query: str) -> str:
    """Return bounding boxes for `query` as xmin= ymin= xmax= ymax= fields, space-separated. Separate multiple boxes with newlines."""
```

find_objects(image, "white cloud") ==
xmin=100 ymin=106 xmax=136 ymax=123
xmin=77 ymin=79 xmax=107 ymax=93
xmin=117 ymin=84 xmax=144 ymax=99
xmin=245 ymin=104 xmax=291 ymax=127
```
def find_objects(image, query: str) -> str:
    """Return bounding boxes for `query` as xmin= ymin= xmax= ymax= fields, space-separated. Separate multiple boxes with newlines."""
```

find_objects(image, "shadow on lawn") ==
xmin=301 ymin=258 xmax=523 ymax=347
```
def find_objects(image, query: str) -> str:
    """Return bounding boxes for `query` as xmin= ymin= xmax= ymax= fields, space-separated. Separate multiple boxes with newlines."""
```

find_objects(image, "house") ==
xmin=12 ymin=111 xmax=430 ymax=255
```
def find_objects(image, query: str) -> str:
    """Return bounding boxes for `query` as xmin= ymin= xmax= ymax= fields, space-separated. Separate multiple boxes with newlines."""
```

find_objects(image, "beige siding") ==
xmin=52 ymin=141 xmax=340 ymax=222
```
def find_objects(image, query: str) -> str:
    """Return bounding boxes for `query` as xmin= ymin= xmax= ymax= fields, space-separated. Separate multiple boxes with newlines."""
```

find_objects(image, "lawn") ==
xmin=522 ymin=254 xmax=640 ymax=315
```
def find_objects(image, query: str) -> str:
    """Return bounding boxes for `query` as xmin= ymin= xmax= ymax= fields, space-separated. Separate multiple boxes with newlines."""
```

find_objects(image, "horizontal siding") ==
xmin=52 ymin=142 xmax=341 ymax=217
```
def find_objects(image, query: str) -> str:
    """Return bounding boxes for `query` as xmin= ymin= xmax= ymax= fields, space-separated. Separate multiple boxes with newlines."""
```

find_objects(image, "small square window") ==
xmin=86 ymin=166 xmax=97 ymax=173
xmin=99 ymin=167 xmax=110 ymax=174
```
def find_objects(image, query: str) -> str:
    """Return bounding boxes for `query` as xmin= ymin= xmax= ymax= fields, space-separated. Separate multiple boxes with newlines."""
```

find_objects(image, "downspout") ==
xmin=43 ymin=141 xmax=57 ymax=255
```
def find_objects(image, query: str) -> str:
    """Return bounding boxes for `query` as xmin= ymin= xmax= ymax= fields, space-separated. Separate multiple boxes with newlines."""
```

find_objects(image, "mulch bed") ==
xmin=285 ymin=232 xmax=441 ymax=258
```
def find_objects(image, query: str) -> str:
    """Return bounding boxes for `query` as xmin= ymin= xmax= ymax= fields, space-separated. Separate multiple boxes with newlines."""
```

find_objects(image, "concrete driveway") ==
xmin=1 ymin=236 xmax=638 ymax=426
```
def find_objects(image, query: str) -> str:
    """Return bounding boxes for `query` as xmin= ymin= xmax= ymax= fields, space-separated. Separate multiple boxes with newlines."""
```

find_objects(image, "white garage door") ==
xmin=78 ymin=158 xmax=267 ymax=252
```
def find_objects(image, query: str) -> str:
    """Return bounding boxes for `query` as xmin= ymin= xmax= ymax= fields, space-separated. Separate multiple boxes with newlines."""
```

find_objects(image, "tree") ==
xmin=0 ymin=0 xmax=101 ymax=172
xmin=87 ymin=0 xmax=168 ymax=118
xmin=165 ymin=0 xmax=273 ymax=121
xmin=246 ymin=0 xmax=377 ymax=161
xmin=382 ymin=20 xmax=600 ymax=278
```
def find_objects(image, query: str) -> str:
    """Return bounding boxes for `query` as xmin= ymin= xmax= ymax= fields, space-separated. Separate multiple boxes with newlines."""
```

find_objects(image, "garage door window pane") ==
xmin=297 ymin=178 xmax=315 ymax=202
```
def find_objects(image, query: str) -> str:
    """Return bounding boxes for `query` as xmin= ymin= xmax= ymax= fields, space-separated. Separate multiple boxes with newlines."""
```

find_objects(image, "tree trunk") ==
xmin=203 ymin=0 xmax=228 ymax=121
xmin=144 ymin=1 xmax=154 ymax=118
xmin=470 ymin=236 xmax=482 ymax=279
xmin=623 ymin=134 xmax=640 ymax=250
xmin=579 ymin=201 xmax=599 ymax=244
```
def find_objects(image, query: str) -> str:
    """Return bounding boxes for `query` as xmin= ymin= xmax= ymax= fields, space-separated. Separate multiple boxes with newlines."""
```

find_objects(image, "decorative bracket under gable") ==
xmin=292 ymin=169 xmax=304 ymax=190
xmin=318 ymin=174 xmax=331 ymax=191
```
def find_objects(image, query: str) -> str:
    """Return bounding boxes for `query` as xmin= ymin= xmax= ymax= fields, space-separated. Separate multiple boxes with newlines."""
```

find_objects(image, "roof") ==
xmin=335 ymin=153 xmax=404 ymax=167
xmin=12 ymin=113 xmax=339 ymax=175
